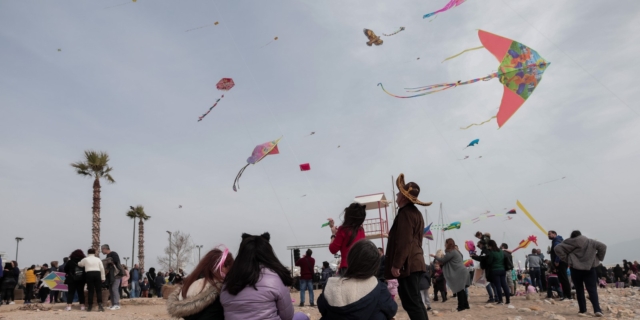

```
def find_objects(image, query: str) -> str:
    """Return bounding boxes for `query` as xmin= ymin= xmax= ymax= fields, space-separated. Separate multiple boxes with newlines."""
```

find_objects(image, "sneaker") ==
xmin=427 ymin=307 xmax=432 ymax=311
xmin=559 ymin=297 xmax=566 ymax=301
xmin=110 ymin=305 xmax=121 ymax=310
xmin=9 ymin=302 xmax=15 ymax=305
xmin=486 ymin=299 xmax=495 ymax=303
xmin=81 ymin=306 xmax=85 ymax=311
xmin=65 ymin=306 xmax=71 ymax=311
xmin=98 ymin=304 xmax=105 ymax=312
xmin=595 ymin=312 xmax=604 ymax=317
xmin=299 ymin=303 xmax=304 ymax=307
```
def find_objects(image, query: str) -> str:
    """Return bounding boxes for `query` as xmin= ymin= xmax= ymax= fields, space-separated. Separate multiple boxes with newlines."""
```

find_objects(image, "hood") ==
xmin=322 ymin=277 xmax=380 ymax=319
xmin=166 ymin=278 xmax=221 ymax=318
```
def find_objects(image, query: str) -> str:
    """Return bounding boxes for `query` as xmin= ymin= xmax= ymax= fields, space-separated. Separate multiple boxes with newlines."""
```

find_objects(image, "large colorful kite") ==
xmin=199 ymin=78 xmax=235 ymax=122
xmin=423 ymin=0 xmax=467 ymax=19
xmin=42 ymin=272 xmax=68 ymax=292
xmin=516 ymin=200 xmax=547 ymax=235
xmin=510 ymin=235 xmax=538 ymax=253
xmin=232 ymin=138 xmax=281 ymax=191
xmin=423 ymin=222 xmax=434 ymax=240
xmin=378 ymin=30 xmax=550 ymax=128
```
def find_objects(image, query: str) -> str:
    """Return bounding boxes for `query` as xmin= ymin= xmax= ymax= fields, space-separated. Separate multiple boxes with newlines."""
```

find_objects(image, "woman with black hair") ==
xmin=318 ymin=239 xmax=397 ymax=320
xmin=328 ymin=203 xmax=367 ymax=275
xmin=220 ymin=232 xmax=307 ymax=320
xmin=484 ymin=240 xmax=511 ymax=305
xmin=64 ymin=249 xmax=86 ymax=311
xmin=146 ymin=268 xmax=157 ymax=297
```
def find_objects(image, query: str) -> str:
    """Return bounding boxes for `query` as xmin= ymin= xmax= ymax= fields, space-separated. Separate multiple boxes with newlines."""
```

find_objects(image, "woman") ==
xmin=431 ymin=238 xmax=470 ymax=311
xmin=167 ymin=248 xmax=234 ymax=320
xmin=49 ymin=261 xmax=60 ymax=303
xmin=25 ymin=265 xmax=37 ymax=304
xmin=64 ymin=249 xmax=86 ymax=311
xmin=221 ymin=232 xmax=306 ymax=320
xmin=555 ymin=230 xmax=606 ymax=317
xmin=155 ymin=272 xmax=166 ymax=298
xmin=120 ymin=266 xmax=130 ymax=299
xmin=328 ymin=203 xmax=367 ymax=275
xmin=146 ymin=268 xmax=157 ymax=298
xmin=317 ymin=240 xmax=397 ymax=319
xmin=78 ymin=248 xmax=105 ymax=312
xmin=320 ymin=261 xmax=334 ymax=288
xmin=484 ymin=240 xmax=511 ymax=305
xmin=2 ymin=262 xmax=17 ymax=305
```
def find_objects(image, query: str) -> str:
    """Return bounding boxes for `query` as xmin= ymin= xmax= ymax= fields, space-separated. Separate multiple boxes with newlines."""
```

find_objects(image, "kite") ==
xmin=517 ymin=200 xmax=547 ymax=235
xmin=423 ymin=222 xmax=434 ymax=240
xmin=458 ymin=156 xmax=470 ymax=160
xmin=57 ymin=49 xmax=61 ymax=52
xmin=178 ymin=205 xmax=182 ymax=209
xmin=504 ymin=216 xmax=513 ymax=221
xmin=321 ymin=221 xmax=330 ymax=228
xmin=261 ymin=37 xmax=279 ymax=48
xmin=42 ymin=272 xmax=67 ymax=292
xmin=464 ymin=259 xmax=474 ymax=268
xmin=198 ymin=78 xmax=235 ymax=122
xmin=465 ymin=240 xmax=476 ymax=255
xmin=477 ymin=156 xmax=483 ymax=159
xmin=363 ymin=29 xmax=383 ymax=46
xmin=510 ymin=235 xmax=538 ymax=253
xmin=299 ymin=163 xmax=311 ymax=171
xmin=308 ymin=132 xmax=315 ymax=136
xmin=378 ymin=30 xmax=550 ymax=128
xmin=423 ymin=0 xmax=467 ymax=19
xmin=185 ymin=21 xmax=219 ymax=32
xmin=232 ymin=138 xmax=282 ymax=191
xmin=382 ymin=27 xmax=405 ymax=36
xmin=537 ymin=176 xmax=566 ymax=186
xmin=464 ymin=139 xmax=479 ymax=149
xmin=507 ymin=209 xmax=516 ymax=214
xmin=444 ymin=221 xmax=461 ymax=231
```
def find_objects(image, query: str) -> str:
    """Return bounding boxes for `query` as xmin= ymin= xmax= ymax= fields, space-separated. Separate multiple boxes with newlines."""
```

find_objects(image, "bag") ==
xmin=73 ymin=266 xmax=84 ymax=282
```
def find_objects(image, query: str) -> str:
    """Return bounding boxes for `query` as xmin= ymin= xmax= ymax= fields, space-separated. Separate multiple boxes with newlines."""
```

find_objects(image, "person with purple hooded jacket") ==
xmin=220 ymin=232 xmax=309 ymax=320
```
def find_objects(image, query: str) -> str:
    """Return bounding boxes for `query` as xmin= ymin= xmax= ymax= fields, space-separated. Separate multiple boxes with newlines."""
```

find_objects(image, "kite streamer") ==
xmin=198 ymin=96 xmax=223 ymax=122
xmin=378 ymin=73 xmax=497 ymax=99
xmin=233 ymin=138 xmax=282 ymax=191
xmin=382 ymin=27 xmax=405 ymax=36
xmin=423 ymin=0 xmax=467 ymax=19
xmin=516 ymin=200 xmax=547 ymax=235
xmin=442 ymin=46 xmax=484 ymax=62
xmin=460 ymin=116 xmax=496 ymax=129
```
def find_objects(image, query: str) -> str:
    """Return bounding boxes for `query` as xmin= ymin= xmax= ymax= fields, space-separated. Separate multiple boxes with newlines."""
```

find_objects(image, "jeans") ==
xmin=490 ymin=270 xmax=511 ymax=303
xmin=299 ymin=279 xmax=314 ymax=305
xmin=486 ymin=282 xmax=497 ymax=301
xmin=530 ymin=267 xmax=542 ymax=291
xmin=110 ymin=278 xmax=121 ymax=306
xmin=570 ymin=268 xmax=601 ymax=313
xmin=420 ymin=289 xmax=431 ymax=308
xmin=557 ymin=262 xmax=572 ymax=299
xmin=131 ymin=281 xmax=140 ymax=298
xmin=547 ymin=276 xmax=563 ymax=298
xmin=398 ymin=272 xmax=428 ymax=320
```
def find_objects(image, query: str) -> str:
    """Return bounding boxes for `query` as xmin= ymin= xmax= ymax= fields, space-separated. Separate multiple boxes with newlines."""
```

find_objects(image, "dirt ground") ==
xmin=1 ymin=286 xmax=638 ymax=319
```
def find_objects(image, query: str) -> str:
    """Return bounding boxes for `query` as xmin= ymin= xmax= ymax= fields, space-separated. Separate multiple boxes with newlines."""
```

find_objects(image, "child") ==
xmin=599 ymin=277 xmax=607 ymax=289
xmin=524 ymin=281 xmax=537 ymax=294
xmin=432 ymin=263 xmax=447 ymax=302
xmin=140 ymin=278 xmax=150 ymax=297
xmin=320 ymin=261 xmax=334 ymax=288
xmin=419 ymin=269 xmax=432 ymax=311
xmin=387 ymin=279 xmax=399 ymax=301
xmin=629 ymin=272 xmax=637 ymax=287
xmin=546 ymin=263 xmax=563 ymax=299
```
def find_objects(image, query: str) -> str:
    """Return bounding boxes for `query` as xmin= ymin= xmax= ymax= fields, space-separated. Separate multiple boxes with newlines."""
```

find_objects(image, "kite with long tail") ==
xmin=198 ymin=78 xmax=234 ymax=122
xmin=423 ymin=0 xmax=467 ymax=19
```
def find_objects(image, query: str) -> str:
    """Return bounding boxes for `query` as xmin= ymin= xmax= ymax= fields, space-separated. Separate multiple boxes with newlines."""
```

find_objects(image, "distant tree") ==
xmin=157 ymin=231 xmax=195 ymax=271
xmin=126 ymin=205 xmax=151 ymax=272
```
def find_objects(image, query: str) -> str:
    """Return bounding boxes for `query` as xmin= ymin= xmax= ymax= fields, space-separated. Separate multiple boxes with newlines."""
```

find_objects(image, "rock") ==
xmin=485 ymin=304 xmax=495 ymax=308
xmin=544 ymin=299 xmax=552 ymax=304
xmin=530 ymin=306 xmax=541 ymax=311
xmin=508 ymin=305 xmax=515 ymax=309
xmin=518 ymin=308 xmax=532 ymax=312
xmin=553 ymin=315 xmax=566 ymax=320
xmin=432 ymin=310 xmax=439 ymax=315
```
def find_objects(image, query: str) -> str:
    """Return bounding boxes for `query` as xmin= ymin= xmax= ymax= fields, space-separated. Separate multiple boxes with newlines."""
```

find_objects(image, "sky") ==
xmin=1 ymin=0 xmax=640 ymax=271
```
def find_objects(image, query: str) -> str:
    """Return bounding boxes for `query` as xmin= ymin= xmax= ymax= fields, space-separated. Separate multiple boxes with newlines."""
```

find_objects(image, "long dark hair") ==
xmin=341 ymin=203 xmax=367 ymax=247
xmin=487 ymin=240 xmax=500 ymax=252
xmin=223 ymin=232 xmax=292 ymax=295
xmin=445 ymin=238 xmax=457 ymax=252
xmin=70 ymin=249 xmax=86 ymax=261
xmin=343 ymin=240 xmax=379 ymax=280
xmin=182 ymin=248 xmax=234 ymax=298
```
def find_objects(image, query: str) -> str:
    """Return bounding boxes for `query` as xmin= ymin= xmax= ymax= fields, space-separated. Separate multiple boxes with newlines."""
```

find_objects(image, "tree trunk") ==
xmin=92 ymin=178 xmax=101 ymax=257
xmin=138 ymin=219 xmax=145 ymax=272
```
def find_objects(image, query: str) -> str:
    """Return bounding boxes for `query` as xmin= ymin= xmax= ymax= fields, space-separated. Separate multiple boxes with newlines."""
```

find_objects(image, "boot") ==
xmin=87 ymin=305 xmax=92 ymax=312
xmin=442 ymin=292 xmax=448 ymax=303
xmin=98 ymin=303 xmax=105 ymax=312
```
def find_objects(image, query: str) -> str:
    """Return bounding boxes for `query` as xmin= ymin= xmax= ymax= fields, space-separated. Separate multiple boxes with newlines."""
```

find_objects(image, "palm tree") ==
xmin=126 ymin=205 xmax=150 ymax=271
xmin=71 ymin=150 xmax=115 ymax=256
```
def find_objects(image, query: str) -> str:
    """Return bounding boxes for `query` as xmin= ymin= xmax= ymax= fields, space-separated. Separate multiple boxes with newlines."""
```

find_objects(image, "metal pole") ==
xmin=196 ymin=245 xmax=203 ymax=261
xmin=131 ymin=215 xmax=136 ymax=269
xmin=166 ymin=231 xmax=172 ymax=270
xmin=378 ymin=202 xmax=384 ymax=251
xmin=425 ymin=209 xmax=431 ymax=259
xmin=391 ymin=176 xmax=397 ymax=221
xmin=15 ymin=237 xmax=23 ymax=263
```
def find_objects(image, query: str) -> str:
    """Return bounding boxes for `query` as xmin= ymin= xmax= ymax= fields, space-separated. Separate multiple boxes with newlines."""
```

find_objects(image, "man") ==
xmin=377 ymin=247 xmax=386 ymax=281
xmin=501 ymin=243 xmax=514 ymax=296
xmin=167 ymin=269 xmax=176 ymax=284
xmin=385 ymin=174 xmax=430 ymax=320
xmin=549 ymin=231 xmax=573 ymax=300
xmin=472 ymin=241 xmax=497 ymax=302
xmin=101 ymin=244 xmax=123 ymax=310
xmin=295 ymin=249 xmax=315 ymax=307
xmin=130 ymin=264 xmax=140 ymax=298
xmin=525 ymin=249 xmax=543 ymax=292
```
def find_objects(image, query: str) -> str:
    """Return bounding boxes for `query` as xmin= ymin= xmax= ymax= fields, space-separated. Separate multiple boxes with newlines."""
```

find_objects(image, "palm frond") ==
xmin=73 ymin=150 xmax=116 ymax=182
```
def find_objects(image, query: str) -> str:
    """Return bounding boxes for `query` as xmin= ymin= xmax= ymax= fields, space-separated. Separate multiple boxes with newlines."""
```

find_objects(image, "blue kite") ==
xmin=464 ymin=139 xmax=479 ymax=149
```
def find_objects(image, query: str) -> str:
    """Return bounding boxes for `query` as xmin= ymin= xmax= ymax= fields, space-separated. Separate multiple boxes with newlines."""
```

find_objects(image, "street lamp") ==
xmin=15 ymin=237 xmax=23 ymax=263
xmin=196 ymin=245 xmax=204 ymax=261
xmin=123 ymin=257 xmax=130 ymax=267
xmin=130 ymin=206 xmax=136 ymax=270
xmin=166 ymin=231 xmax=172 ymax=270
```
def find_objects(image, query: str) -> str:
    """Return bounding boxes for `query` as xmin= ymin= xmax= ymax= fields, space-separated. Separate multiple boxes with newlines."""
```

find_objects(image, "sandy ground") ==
xmin=1 ymin=286 xmax=638 ymax=319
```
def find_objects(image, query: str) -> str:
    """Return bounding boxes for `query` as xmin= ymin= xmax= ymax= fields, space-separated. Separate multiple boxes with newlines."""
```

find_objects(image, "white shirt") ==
xmin=78 ymin=254 xmax=105 ymax=281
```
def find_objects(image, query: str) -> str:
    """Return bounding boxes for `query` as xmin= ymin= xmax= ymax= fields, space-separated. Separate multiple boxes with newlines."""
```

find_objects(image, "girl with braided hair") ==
xmin=328 ymin=203 xmax=367 ymax=275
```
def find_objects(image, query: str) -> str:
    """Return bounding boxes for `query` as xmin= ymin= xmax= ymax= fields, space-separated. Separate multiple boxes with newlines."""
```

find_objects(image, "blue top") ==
xmin=131 ymin=268 xmax=140 ymax=281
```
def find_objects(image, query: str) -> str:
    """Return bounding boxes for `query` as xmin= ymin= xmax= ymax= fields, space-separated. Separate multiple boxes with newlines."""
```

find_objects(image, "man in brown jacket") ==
xmin=385 ymin=174 xmax=431 ymax=320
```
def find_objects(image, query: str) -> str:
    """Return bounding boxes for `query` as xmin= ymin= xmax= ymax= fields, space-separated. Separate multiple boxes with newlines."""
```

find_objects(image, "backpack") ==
xmin=73 ymin=265 xmax=84 ymax=282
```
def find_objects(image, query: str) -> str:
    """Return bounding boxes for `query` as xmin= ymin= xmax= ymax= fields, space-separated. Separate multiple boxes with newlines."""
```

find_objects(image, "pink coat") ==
xmin=120 ymin=269 xmax=130 ymax=287
xmin=386 ymin=279 xmax=399 ymax=296
xmin=220 ymin=268 xmax=294 ymax=320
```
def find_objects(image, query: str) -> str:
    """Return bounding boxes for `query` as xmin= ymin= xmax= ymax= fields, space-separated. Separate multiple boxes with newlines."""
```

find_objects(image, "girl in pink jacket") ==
xmin=387 ymin=279 xmax=399 ymax=300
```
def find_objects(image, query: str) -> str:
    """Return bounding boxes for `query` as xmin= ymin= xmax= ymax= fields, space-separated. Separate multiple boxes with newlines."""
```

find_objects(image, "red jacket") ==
xmin=329 ymin=227 xmax=366 ymax=269
xmin=295 ymin=256 xmax=316 ymax=280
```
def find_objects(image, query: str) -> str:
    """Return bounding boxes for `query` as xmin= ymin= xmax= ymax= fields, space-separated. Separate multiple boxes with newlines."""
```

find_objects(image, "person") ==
xmin=168 ymin=269 xmax=176 ymax=284
xmin=500 ymin=243 xmax=514 ymax=296
xmin=613 ymin=264 xmax=624 ymax=283
xmin=538 ymin=250 xmax=548 ymax=291
xmin=59 ymin=257 xmax=69 ymax=303
xmin=220 ymin=232 xmax=303 ymax=320
xmin=130 ymin=264 xmax=141 ymax=298
xmin=431 ymin=262 xmax=446 ymax=302
xmin=155 ymin=272 xmax=166 ymax=298
xmin=146 ymin=268 xmax=157 ymax=297
xmin=329 ymin=202 xmax=367 ymax=275
xmin=317 ymin=239 xmax=397 ymax=320
xmin=554 ymin=230 xmax=606 ymax=317
xmin=598 ymin=277 xmax=607 ymax=289
xmin=475 ymin=232 xmax=491 ymax=246
xmin=320 ymin=261 xmax=334 ymax=288
xmin=546 ymin=261 xmax=563 ymax=299
xmin=101 ymin=244 xmax=123 ymax=310
xmin=140 ymin=278 xmax=150 ymax=298
xmin=525 ymin=248 xmax=543 ymax=292
xmin=471 ymin=241 xmax=497 ymax=303
xmin=510 ymin=268 xmax=517 ymax=295
xmin=1 ymin=262 xmax=16 ymax=306
xmin=548 ymin=231 xmax=572 ymax=300
xmin=377 ymin=248 xmax=386 ymax=281
xmin=387 ymin=279 xmax=399 ymax=300
xmin=64 ymin=249 xmax=86 ymax=311
xmin=168 ymin=248 xmax=234 ymax=320
xmin=418 ymin=266 xmax=432 ymax=311
xmin=385 ymin=174 xmax=430 ymax=320
xmin=47 ymin=261 xmax=60 ymax=303
xmin=431 ymin=238 xmax=470 ymax=312
xmin=120 ymin=266 xmax=130 ymax=299
xmin=78 ymin=248 xmax=106 ymax=312
xmin=25 ymin=265 xmax=37 ymax=304
xmin=484 ymin=240 xmax=511 ymax=305
xmin=629 ymin=271 xmax=637 ymax=287
xmin=37 ymin=266 xmax=51 ymax=303
xmin=295 ymin=249 xmax=316 ymax=307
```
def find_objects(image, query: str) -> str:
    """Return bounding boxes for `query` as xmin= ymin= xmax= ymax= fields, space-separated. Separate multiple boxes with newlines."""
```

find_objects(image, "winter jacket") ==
xmin=386 ymin=279 xmax=398 ymax=296
xmin=317 ymin=276 xmax=397 ymax=320
xmin=25 ymin=269 xmax=37 ymax=284
xmin=167 ymin=278 xmax=224 ymax=320
xmin=155 ymin=275 xmax=166 ymax=288
xmin=503 ymin=250 xmax=514 ymax=271
xmin=329 ymin=227 xmax=366 ymax=270
xmin=220 ymin=268 xmax=294 ymax=320
xmin=554 ymin=235 xmax=607 ymax=271
xmin=141 ymin=281 xmax=151 ymax=291
xmin=295 ymin=256 xmax=316 ymax=280
xmin=121 ymin=269 xmax=130 ymax=287
xmin=320 ymin=268 xmax=334 ymax=285
xmin=418 ymin=270 xmax=431 ymax=290
xmin=78 ymin=254 xmax=106 ymax=281
xmin=384 ymin=203 xmax=426 ymax=279
xmin=486 ymin=250 xmax=505 ymax=271
xmin=131 ymin=268 xmax=140 ymax=282
xmin=64 ymin=259 xmax=84 ymax=283
xmin=433 ymin=250 xmax=468 ymax=293
xmin=550 ymin=235 xmax=564 ymax=264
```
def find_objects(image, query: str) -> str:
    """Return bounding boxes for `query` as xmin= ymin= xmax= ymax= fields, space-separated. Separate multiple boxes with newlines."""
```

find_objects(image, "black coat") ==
xmin=318 ymin=281 xmax=397 ymax=320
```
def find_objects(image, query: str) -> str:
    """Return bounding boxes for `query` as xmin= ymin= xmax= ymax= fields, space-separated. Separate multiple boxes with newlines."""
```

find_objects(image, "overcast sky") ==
xmin=1 ymin=0 xmax=639 ymax=271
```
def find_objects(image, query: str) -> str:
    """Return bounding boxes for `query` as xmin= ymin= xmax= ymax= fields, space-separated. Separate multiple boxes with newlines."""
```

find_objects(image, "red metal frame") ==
xmin=360 ymin=200 xmax=390 ymax=252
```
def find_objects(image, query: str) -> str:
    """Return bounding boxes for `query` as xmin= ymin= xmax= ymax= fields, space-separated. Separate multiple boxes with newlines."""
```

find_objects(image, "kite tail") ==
xmin=442 ymin=46 xmax=485 ymax=63
xmin=382 ymin=27 xmax=405 ymax=36
xmin=460 ymin=115 xmax=497 ymax=129
xmin=378 ymin=73 xmax=498 ymax=99
xmin=232 ymin=164 xmax=250 ymax=192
